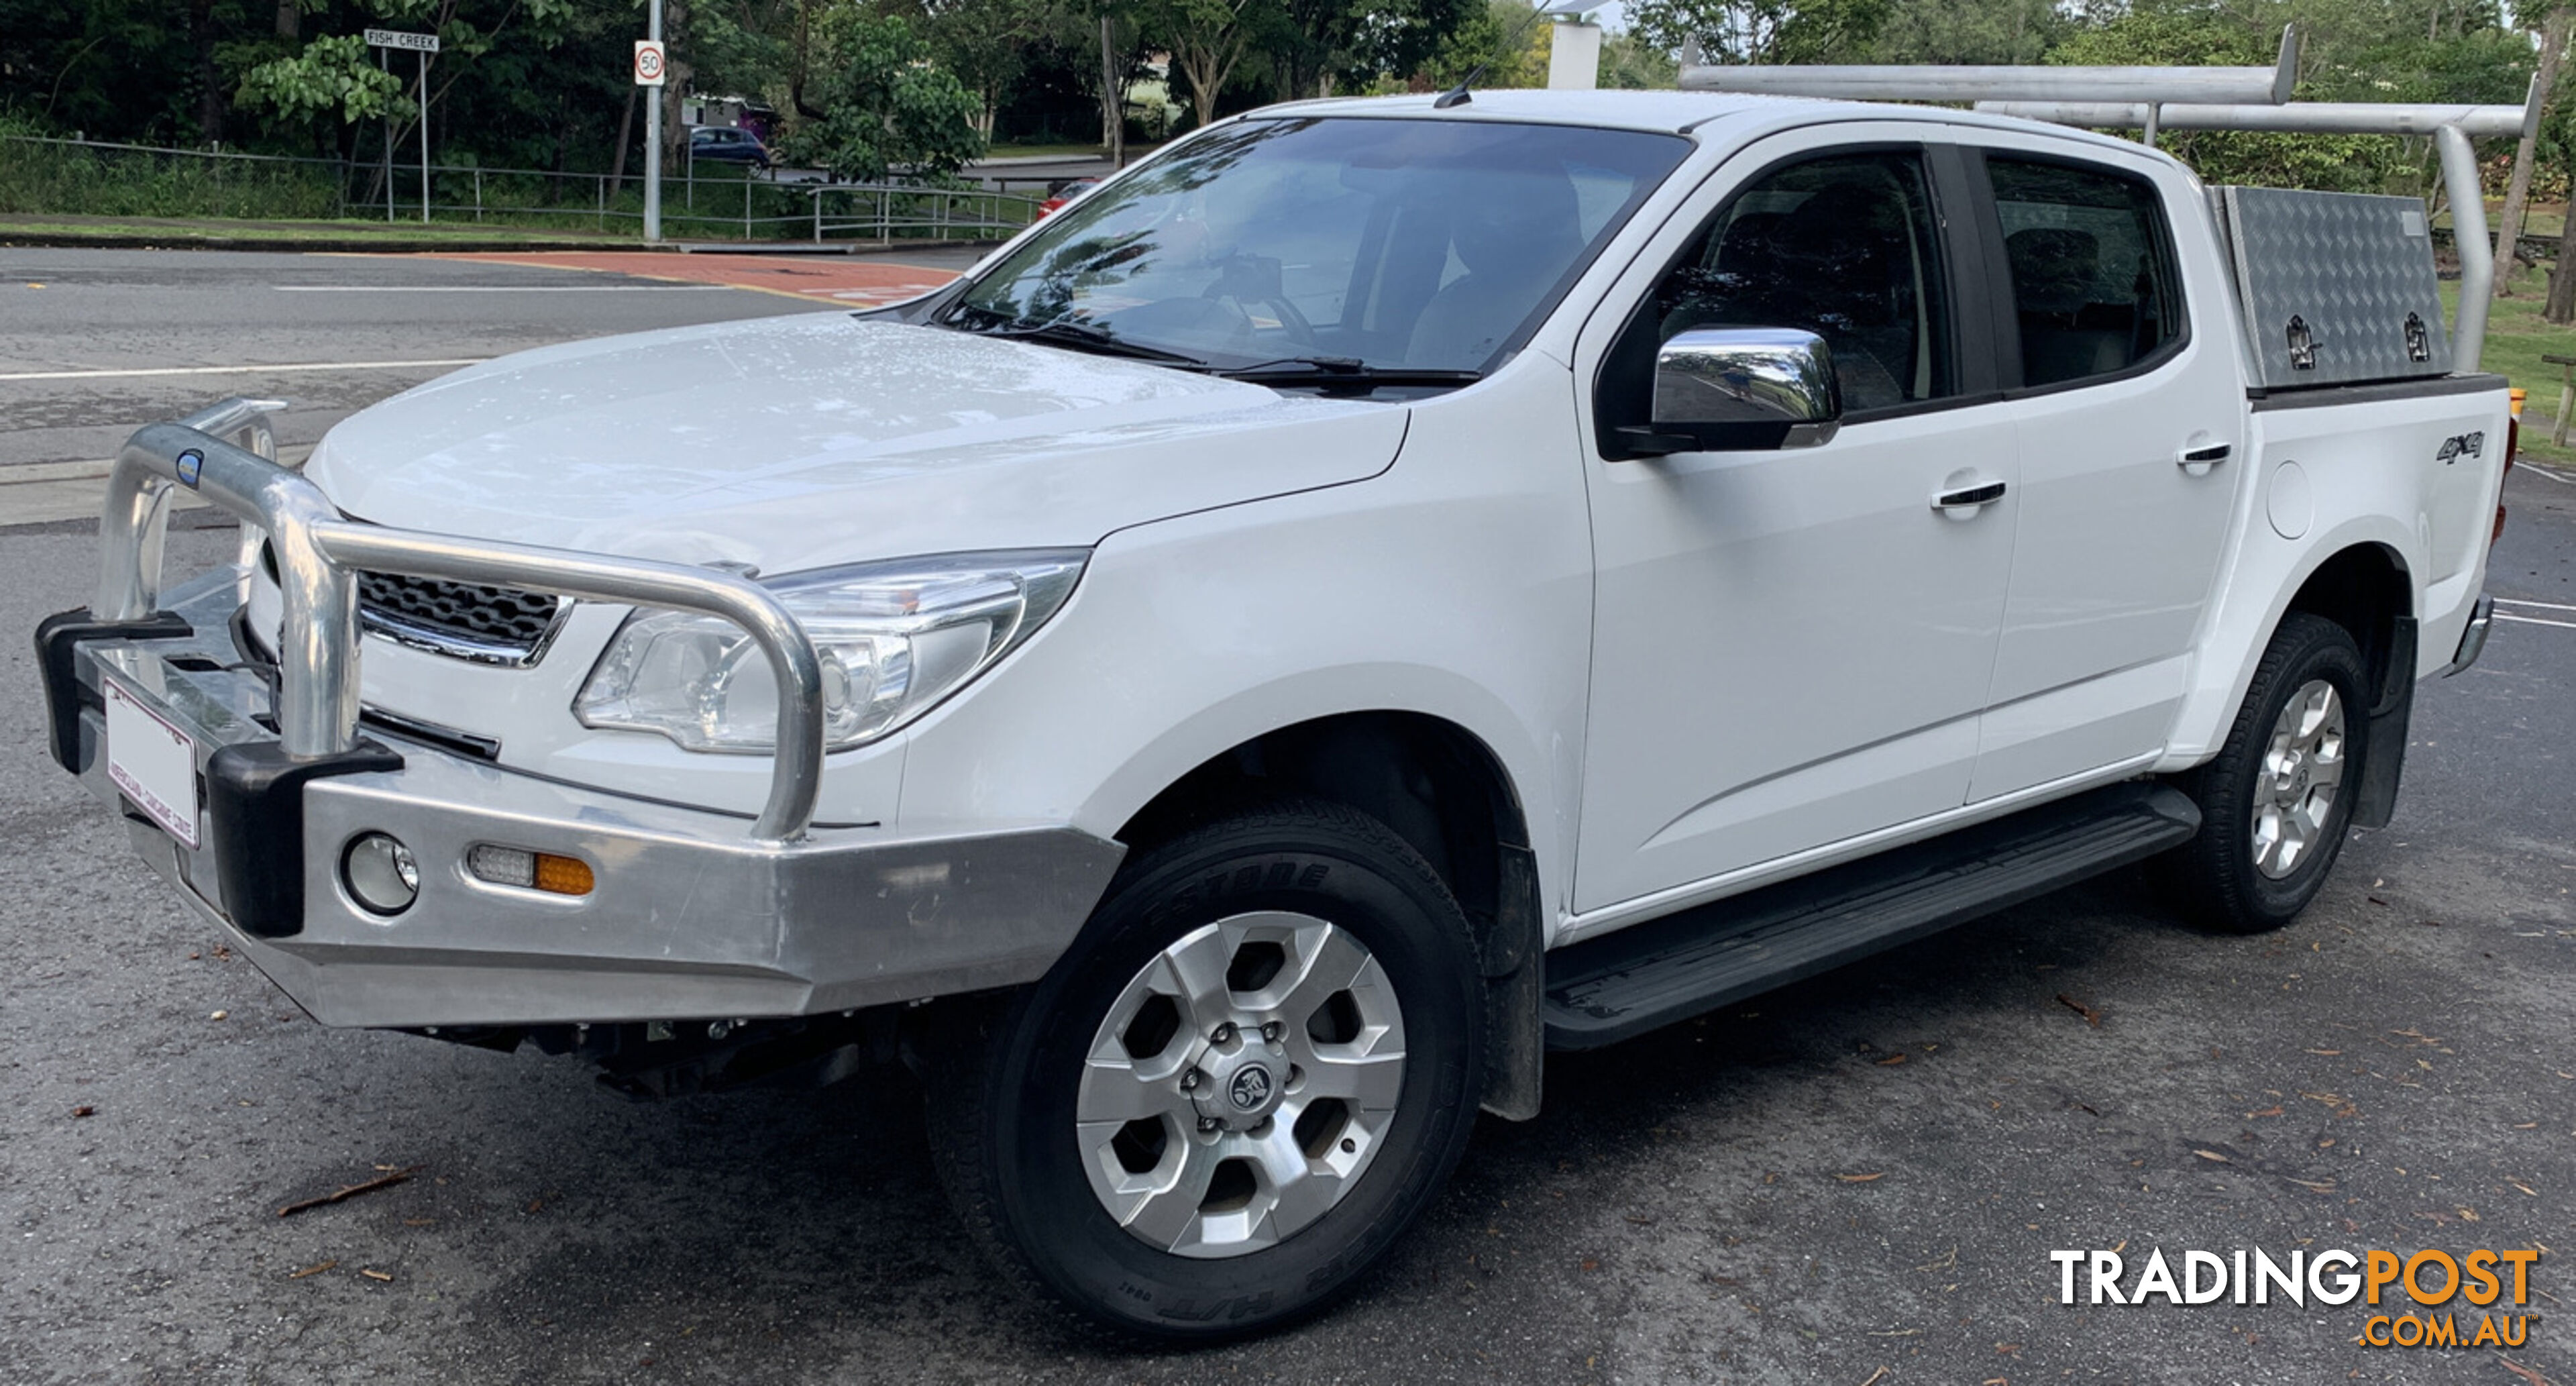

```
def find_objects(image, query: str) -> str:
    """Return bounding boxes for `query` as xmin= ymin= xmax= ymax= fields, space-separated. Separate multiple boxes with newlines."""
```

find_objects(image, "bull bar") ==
xmin=37 ymin=398 xmax=1127 ymax=1030
xmin=93 ymin=397 xmax=828 ymax=843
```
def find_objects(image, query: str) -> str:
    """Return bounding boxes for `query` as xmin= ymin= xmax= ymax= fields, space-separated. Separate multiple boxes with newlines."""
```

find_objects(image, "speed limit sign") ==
xmin=634 ymin=40 xmax=667 ymax=87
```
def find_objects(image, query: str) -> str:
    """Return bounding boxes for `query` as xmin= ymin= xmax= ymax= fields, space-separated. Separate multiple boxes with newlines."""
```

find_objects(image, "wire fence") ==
xmin=0 ymin=134 xmax=1041 ymax=243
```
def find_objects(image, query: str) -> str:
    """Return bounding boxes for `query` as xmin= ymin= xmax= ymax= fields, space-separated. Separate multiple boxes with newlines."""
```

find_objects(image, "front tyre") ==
xmin=2166 ymin=612 xmax=2369 ymax=933
xmin=923 ymin=801 xmax=1484 ymax=1340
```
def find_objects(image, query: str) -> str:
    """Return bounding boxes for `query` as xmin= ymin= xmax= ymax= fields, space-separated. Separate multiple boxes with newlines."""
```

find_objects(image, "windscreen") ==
xmin=946 ymin=117 xmax=1690 ymax=376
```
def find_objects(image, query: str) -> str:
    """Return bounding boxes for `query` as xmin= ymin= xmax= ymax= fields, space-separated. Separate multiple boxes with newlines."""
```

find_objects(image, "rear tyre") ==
xmin=922 ymin=800 xmax=1484 ymax=1340
xmin=2165 ymin=612 xmax=2368 ymax=933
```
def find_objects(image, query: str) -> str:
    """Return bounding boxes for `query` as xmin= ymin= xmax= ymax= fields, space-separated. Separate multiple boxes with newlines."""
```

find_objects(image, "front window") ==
xmin=946 ymin=117 xmax=1690 ymax=382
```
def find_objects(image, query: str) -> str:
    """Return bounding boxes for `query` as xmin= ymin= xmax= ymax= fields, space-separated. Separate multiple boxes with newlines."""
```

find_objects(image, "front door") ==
xmin=1571 ymin=130 xmax=2021 ymax=917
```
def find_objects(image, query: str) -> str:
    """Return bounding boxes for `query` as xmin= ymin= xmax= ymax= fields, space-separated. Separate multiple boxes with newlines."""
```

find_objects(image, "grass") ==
xmin=2443 ymin=261 xmax=2576 ymax=464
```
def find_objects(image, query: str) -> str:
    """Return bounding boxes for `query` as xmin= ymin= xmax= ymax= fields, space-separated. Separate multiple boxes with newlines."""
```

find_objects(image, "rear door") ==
xmin=1570 ymin=125 xmax=2021 ymax=916
xmin=1964 ymin=138 xmax=2247 ymax=801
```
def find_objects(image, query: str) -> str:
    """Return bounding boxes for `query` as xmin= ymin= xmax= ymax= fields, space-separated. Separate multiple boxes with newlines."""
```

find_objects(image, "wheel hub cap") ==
xmin=1075 ymin=912 xmax=1407 ymax=1259
xmin=1196 ymin=1042 xmax=1285 ymax=1128
xmin=2251 ymin=678 xmax=2347 ymax=880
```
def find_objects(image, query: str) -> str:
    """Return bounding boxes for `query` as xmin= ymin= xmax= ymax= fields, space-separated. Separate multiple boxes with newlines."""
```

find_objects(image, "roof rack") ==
xmin=1679 ymin=25 xmax=2297 ymax=106
xmin=1675 ymin=26 xmax=2534 ymax=374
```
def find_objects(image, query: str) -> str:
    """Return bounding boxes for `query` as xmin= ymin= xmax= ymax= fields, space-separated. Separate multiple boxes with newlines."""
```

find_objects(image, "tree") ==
xmin=1624 ymin=0 xmax=1888 ymax=66
xmin=2489 ymin=6 xmax=2569 ymax=294
xmin=1151 ymin=0 xmax=1273 ymax=129
xmin=910 ymin=0 xmax=1051 ymax=138
xmin=234 ymin=30 xmax=411 ymax=129
xmin=1866 ymin=0 xmax=2061 ymax=64
xmin=777 ymin=7 xmax=984 ymax=180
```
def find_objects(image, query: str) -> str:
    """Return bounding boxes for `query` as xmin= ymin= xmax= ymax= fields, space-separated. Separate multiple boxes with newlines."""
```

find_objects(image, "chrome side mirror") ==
xmin=1623 ymin=327 xmax=1841 ymax=456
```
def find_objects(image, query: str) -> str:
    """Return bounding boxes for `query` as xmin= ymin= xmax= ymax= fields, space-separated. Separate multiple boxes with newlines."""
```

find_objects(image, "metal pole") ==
xmin=2141 ymin=103 xmax=2160 ymax=148
xmin=1977 ymin=100 xmax=2530 ymax=138
xmin=381 ymin=49 xmax=393 ymax=223
xmin=2437 ymin=123 xmax=2491 ymax=373
xmin=643 ymin=0 xmax=663 ymax=243
xmin=417 ymin=50 xmax=431 ymax=224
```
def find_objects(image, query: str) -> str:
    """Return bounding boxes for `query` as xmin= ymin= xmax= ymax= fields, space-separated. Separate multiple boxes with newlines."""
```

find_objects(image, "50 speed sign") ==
xmin=634 ymin=40 xmax=667 ymax=87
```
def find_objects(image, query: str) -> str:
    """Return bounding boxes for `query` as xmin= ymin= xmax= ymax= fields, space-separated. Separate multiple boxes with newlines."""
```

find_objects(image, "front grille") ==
xmin=359 ymin=572 xmax=563 ymax=663
xmin=261 ymin=541 xmax=564 ymax=665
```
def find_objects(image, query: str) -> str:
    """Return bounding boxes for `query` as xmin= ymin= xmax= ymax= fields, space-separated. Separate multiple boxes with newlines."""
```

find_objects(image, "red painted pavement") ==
xmin=410 ymin=251 xmax=961 ymax=306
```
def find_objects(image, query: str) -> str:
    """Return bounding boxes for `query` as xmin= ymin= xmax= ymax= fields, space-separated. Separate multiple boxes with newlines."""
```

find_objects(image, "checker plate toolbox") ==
xmin=2209 ymin=186 xmax=2453 ymax=390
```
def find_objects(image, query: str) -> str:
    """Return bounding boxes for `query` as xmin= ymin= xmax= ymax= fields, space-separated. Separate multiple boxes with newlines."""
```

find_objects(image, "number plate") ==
xmin=105 ymin=678 xmax=201 ymax=850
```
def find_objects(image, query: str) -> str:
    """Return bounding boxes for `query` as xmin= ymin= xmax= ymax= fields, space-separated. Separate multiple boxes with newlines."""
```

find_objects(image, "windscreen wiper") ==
xmin=945 ymin=307 xmax=1205 ymax=366
xmin=1216 ymin=357 xmax=1483 ymax=390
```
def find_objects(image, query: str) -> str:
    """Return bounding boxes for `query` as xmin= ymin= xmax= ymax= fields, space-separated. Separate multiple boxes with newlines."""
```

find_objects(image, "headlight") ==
xmin=573 ymin=550 xmax=1087 ymax=753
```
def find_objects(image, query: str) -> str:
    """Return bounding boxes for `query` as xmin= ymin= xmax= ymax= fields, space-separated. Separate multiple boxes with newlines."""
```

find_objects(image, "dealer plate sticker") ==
xmin=105 ymin=678 xmax=200 ymax=850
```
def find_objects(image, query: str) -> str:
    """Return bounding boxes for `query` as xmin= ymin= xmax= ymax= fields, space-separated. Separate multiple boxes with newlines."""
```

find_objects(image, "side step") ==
xmin=1542 ymin=782 xmax=2201 ymax=1050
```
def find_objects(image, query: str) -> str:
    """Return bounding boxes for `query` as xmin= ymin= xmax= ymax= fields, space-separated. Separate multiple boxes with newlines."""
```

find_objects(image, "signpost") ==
xmin=366 ymin=29 xmax=439 ymax=224
xmin=639 ymin=6 xmax=666 ymax=243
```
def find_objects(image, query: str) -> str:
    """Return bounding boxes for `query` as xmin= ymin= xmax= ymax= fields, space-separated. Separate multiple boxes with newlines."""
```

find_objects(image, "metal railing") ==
xmin=2 ymin=134 xmax=1038 ymax=243
xmin=97 ymin=398 xmax=826 ymax=843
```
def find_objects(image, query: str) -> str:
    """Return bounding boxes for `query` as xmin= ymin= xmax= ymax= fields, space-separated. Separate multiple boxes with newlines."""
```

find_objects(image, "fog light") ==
xmin=343 ymin=833 xmax=419 ymax=915
xmin=466 ymin=843 xmax=594 ymax=897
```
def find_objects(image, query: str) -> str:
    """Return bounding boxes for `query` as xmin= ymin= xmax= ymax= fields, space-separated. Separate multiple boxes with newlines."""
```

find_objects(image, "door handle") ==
xmin=2177 ymin=442 xmax=2232 ymax=476
xmin=1932 ymin=480 xmax=2007 ymax=511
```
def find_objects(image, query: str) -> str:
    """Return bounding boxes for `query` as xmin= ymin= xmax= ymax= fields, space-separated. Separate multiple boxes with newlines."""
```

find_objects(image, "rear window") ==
xmin=1987 ymin=156 xmax=2184 ymax=388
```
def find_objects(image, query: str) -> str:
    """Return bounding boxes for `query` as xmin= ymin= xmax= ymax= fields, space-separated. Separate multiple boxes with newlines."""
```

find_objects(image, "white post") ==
xmin=380 ymin=48 xmax=393 ymax=222
xmin=644 ymin=0 xmax=663 ymax=243
xmin=1548 ymin=17 xmax=1602 ymax=91
xmin=417 ymin=50 xmax=431 ymax=223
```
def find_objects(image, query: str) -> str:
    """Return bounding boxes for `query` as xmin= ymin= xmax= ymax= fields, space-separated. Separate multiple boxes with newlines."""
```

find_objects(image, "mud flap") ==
xmin=2351 ymin=615 xmax=2416 ymax=830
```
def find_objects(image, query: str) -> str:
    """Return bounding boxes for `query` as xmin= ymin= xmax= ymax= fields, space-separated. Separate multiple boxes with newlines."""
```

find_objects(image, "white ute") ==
xmin=43 ymin=82 xmax=2511 ymax=1336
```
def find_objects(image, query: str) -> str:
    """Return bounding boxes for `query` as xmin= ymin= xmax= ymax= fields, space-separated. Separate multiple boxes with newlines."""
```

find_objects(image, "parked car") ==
xmin=688 ymin=124 xmax=769 ymax=170
xmin=42 ymin=87 xmax=2508 ymax=1342
xmin=1036 ymin=176 xmax=1099 ymax=217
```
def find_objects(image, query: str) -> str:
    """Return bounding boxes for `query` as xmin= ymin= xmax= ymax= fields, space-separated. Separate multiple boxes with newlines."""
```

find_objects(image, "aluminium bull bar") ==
xmin=40 ymin=398 xmax=1129 ymax=1030
xmin=89 ymin=397 xmax=826 ymax=843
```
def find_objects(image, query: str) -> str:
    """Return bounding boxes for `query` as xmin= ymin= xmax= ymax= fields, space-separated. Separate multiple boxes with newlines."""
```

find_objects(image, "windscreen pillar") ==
xmin=1548 ymin=17 xmax=1602 ymax=91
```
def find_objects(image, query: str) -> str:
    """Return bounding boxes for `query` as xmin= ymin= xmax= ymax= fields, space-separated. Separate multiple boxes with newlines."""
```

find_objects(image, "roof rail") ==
xmin=1679 ymin=25 xmax=2296 ymax=107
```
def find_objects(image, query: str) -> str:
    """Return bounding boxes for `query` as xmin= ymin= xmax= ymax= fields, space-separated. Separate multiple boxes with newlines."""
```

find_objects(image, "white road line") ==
xmin=2495 ymin=612 xmax=2576 ymax=631
xmin=2497 ymin=596 xmax=2576 ymax=613
xmin=270 ymin=284 xmax=731 ymax=293
xmin=0 ymin=359 xmax=482 ymax=382
xmin=2518 ymin=462 xmax=2575 ymax=485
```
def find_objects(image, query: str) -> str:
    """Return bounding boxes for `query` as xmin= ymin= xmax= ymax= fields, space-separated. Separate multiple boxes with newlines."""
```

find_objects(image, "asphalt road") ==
xmin=0 ymin=246 xmax=984 ymax=474
xmin=1 ymin=252 xmax=2572 ymax=1384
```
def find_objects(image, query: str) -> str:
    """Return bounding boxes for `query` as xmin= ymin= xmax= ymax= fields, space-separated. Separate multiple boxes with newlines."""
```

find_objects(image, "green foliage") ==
xmin=1424 ymin=0 xmax=1547 ymax=89
xmin=235 ymin=32 xmax=411 ymax=125
xmin=777 ymin=9 xmax=985 ymax=181
xmin=1866 ymin=0 xmax=2063 ymax=64
xmin=0 ymin=138 xmax=344 ymax=217
xmin=1624 ymin=0 xmax=1890 ymax=66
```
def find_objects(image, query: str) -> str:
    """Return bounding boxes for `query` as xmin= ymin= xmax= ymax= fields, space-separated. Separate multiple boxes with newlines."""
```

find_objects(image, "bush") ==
xmin=0 ymin=136 xmax=345 ymax=219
